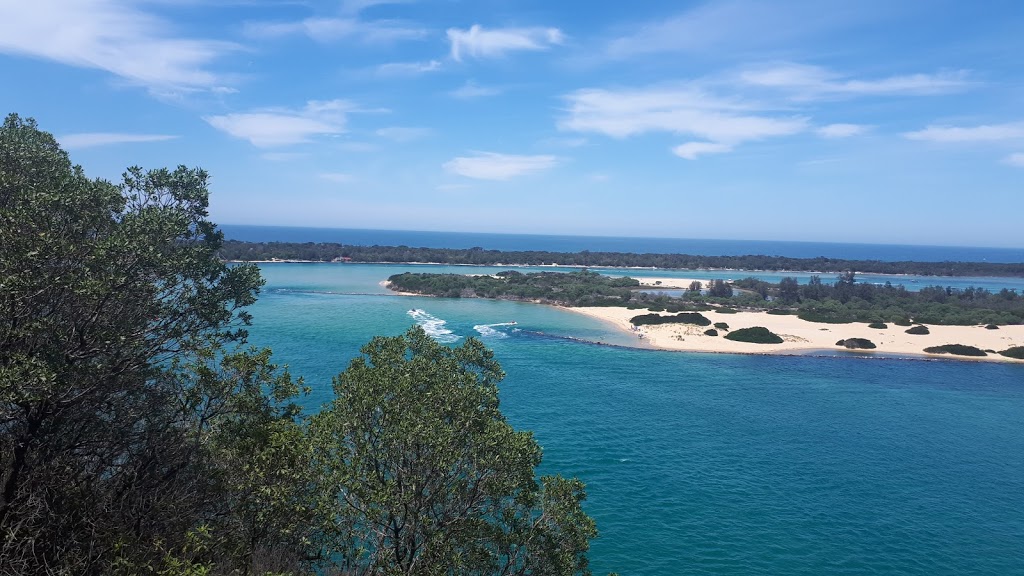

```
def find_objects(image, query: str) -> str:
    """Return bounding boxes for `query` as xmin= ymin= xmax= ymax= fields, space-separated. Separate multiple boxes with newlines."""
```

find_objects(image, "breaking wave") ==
xmin=473 ymin=322 xmax=517 ymax=339
xmin=406 ymin=309 xmax=460 ymax=343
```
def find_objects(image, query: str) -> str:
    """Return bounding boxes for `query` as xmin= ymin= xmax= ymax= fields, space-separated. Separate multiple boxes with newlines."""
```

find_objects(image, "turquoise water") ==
xmin=248 ymin=264 xmax=1024 ymax=575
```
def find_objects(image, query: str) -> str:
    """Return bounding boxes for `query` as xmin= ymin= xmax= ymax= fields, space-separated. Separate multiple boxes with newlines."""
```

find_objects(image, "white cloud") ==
xmin=376 ymin=59 xmax=441 ymax=76
xmin=375 ymin=126 xmax=430 ymax=142
xmin=204 ymin=99 xmax=353 ymax=147
xmin=449 ymin=81 xmax=502 ymax=99
xmin=904 ymin=122 xmax=1024 ymax=143
xmin=57 ymin=132 xmax=178 ymax=149
xmin=1004 ymin=153 xmax=1024 ymax=167
xmin=443 ymin=152 xmax=559 ymax=180
xmin=816 ymin=123 xmax=869 ymax=138
xmin=739 ymin=63 xmax=970 ymax=99
xmin=320 ymin=172 xmax=355 ymax=183
xmin=244 ymin=16 xmax=425 ymax=44
xmin=0 ymin=0 xmax=234 ymax=92
xmin=672 ymin=141 xmax=733 ymax=160
xmin=447 ymin=24 xmax=564 ymax=61
xmin=559 ymin=85 xmax=806 ymax=158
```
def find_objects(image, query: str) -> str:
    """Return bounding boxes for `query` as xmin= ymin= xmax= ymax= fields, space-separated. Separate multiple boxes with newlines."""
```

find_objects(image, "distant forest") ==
xmin=220 ymin=240 xmax=1024 ymax=277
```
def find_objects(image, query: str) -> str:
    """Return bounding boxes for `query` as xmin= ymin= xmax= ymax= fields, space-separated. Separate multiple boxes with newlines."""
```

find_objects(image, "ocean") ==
xmin=247 ymin=262 xmax=1024 ymax=576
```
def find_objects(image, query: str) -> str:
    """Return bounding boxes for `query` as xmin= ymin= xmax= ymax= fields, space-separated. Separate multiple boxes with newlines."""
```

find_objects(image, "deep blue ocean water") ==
xmin=221 ymin=224 xmax=1024 ymax=263
xmin=247 ymin=263 xmax=1024 ymax=576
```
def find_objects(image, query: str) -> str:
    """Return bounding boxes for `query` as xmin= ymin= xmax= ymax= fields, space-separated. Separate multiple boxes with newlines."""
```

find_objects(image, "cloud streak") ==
xmin=447 ymin=25 xmax=564 ymax=61
xmin=0 ymin=0 xmax=234 ymax=92
xmin=443 ymin=152 xmax=559 ymax=180
xmin=205 ymin=100 xmax=353 ymax=147
xmin=739 ymin=63 xmax=970 ymax=99
xmin=57 ymin=132 xmax=178 ymax=149
xmin=904 ymin=122 xmax=1024 ymax=143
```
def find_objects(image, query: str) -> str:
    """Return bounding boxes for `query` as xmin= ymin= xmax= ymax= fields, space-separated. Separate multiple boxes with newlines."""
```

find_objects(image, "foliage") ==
xmin=923 ymin=344 xmax=987 ymax=357
xmin=388 ymin=269 xmax=638 ymax=307
xmin=905 ymin=325 xmax=931 ymax=335
xmin=713 ymin=322 xmax=729 ymax=330
xmin=629 ymin=312 xmax=711 ymax=327
xmin=219 ymin=240 xmax=1024 ymax=278
xmin=723 ymin=327 xmax=784 ymax=344
xmin=836 ymin=338 xmax=877 ymax=350
xmin=704 ymin=329 xmax=719 ymax=336
xmin=706 ymin=279 xmax=734 ymax=298
xmin=985 ymin=324 xmax=999 ymax=330
xmin=0 ymin=114 xmax=319 ymax=573
xmin=999 ymin=346 xmax=1024 ymax=359
xmin=310 ymin=327 xmax=597 ymax=575
xmin=868 ymin=322 xmax=888 ymax=329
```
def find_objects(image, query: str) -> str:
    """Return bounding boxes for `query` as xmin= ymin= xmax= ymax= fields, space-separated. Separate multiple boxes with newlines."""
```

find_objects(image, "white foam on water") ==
xmin=406 ymin=309 xmax=460 ymax=343
xmin=473 ymin=323 xmax=511 ymax=339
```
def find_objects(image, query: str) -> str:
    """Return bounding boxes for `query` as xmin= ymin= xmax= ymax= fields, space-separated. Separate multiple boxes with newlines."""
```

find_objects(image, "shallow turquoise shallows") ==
xmin=247 ymin=263 xmax=1024 ymax=576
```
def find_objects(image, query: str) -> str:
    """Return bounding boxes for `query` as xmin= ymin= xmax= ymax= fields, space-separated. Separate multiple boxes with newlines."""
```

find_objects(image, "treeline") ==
xmin=388 ymin=269 xmax=639 ymax=307
xmin=220 ymin=239 xmax=1024 ymax=277
xmin=389 ymin=268 xmax=1024 ymax=326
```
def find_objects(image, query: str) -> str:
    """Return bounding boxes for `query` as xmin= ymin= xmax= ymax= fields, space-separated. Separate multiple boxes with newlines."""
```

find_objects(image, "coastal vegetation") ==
xmin=1000 ymin=347 xmax=1024 ymax=359
xmin=906 ymin=325 xmax=931 ymax=335
xmin=837 ymin=338 xmax=878 ymax=349
xmin=0 ymin=115 xmax=598 ymax=575
xmin=724 ymin=327 xmax=785 ymax=344
xmin=923 ymin=344 xmax=988 ymax=356
xmin=219 ymin=240 xmax=1024 ymax=278
xmin=387 ymin=270 xmax=1024 ymax=326
xmin=630 ymin=312 xmax=712 ymax=327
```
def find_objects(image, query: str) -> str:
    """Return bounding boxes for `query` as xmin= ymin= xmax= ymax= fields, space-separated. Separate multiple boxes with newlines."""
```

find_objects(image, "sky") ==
xmin=2 ymin=0 xmax=1023 ymax=247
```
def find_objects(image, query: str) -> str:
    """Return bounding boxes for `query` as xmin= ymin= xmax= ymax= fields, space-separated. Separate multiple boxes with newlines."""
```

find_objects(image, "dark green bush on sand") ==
xmin=999 ymin=346 xmax=1024 ymax=359
xmin=724 ymin=327 xmax=784 ymax=344
xmin=924 ymin=344 xmax=987 ymax=357
xmin=716 ymin=308 xmax=738 ymax=314
xmin=713 ymin=322 xmax=729 ymax=330
xmin=868 ymin=322 xmax=887 ymax=329
xmin=767 ymin=308 xmax=797 ymax=315
xmin=836 ymin=338 xmax=877 ymax=349
xmin=905 ymin=325 xmax=930 ymax=335
xmin=631 ymin=312 xmax=711 ymax=327
xmin=985 ymin=324 xmax=999 ymax=330
xmin=704 ymin=329 xmax=718 ymax=336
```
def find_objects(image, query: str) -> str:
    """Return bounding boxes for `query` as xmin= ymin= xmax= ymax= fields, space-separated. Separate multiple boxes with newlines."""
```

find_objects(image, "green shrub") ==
xmin=630 ymin=312 xmax=711 ymax=327
xmin=905 ymin=325 xmax=930 ymax=335
xmin=704 ymin=329 xmax=718 ymax=336
xmin=724 ymin=326 xmax=784 ymax=344
xmin=924 ymin=344 xmax=987 ymax=357
xmin=868 ymin=322 xmax=887 ymax=329
xmin=985 ymin=324 xmax=999 ymax=330
xmin=836 ymin=338 xmax=877 ymax=350
xmin=713 ymin=322 xmax=729 ymax=330
xmin=715 ymin=307 xmax=738 ymax=314
xmin=999 ymin=346 xmax=1024 ymax=359
xmin=767 ymin=309 xmax=796 ymax=315
xmin=894 ymin=319 xmax=913 ymax=326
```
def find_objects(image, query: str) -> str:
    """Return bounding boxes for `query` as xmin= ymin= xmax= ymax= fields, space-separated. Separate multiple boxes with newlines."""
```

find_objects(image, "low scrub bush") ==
xmin=905 ymin=325 xmax=930 ymax=335
xmin=704 ymin=329 xmax=718 ymax=336
xmin=868 ymin=322 xmax=887 ymax=329
xmin=836 ymin=338 xmax=877 ymax=350
xmin=985 ymin=324 xmax=999 ymax=330
xmin=715 ymin=307 xmax=738 ymax=314
xmin=924 ymin=344 xmax=987 ymax=357
xmin=630 ymin=312 xmax=711 ymax=327
xmin=713 ymin=322 xmax=729 ymax=330
xmin=767 ymin=309 xmax=797 ymax=315
xmin=724 ymin=326 xmax=784 ymax=344
xmin=999 ymin=346 xmax=1024 ymax=359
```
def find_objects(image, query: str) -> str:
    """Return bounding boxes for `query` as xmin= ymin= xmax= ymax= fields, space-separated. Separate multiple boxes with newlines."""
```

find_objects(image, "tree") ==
xmin=310 ymin=327 xmax=597 ymax=575
xmin=706 ymin=279 xmax=733 ymax=298
xmin=778 ymin=277 xmax=800 ymax=304
xmin=0 ymin=114 xmax=316 ymax=574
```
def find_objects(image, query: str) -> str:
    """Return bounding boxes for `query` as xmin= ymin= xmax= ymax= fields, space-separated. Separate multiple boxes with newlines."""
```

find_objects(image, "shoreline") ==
xmin=563 ymin=305 xmax=1024 ymax=364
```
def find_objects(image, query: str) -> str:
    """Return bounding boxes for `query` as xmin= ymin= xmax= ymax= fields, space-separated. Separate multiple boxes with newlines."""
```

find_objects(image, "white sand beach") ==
xmin=567 ymin=305 xmax=1024 ymax=362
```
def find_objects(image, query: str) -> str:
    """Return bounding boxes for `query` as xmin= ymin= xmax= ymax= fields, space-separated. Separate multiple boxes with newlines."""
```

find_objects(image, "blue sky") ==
xmin=2 ymin=0 xmax=1023 ymax=247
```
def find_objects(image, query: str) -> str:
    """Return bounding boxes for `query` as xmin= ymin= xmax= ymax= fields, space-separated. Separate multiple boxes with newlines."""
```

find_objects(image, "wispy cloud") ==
xmin=0 ymin=0 xmax=235 ymax=92
xmin=57 ymin=132 xmax=178 ymax=149
xmin=903 ymin=122 xmax=1024 ymax=143
xmin=559 ymin=85 xmax=807 ymax=157
xmin=672 ymin=142 xmax=733 ymax=160
xmin=816 ymin=123 xmax=869 ymax=138
xmin=376 ymin=59 xmax=441 ymax=76
xmin=447 ymin=25 xmax=564 ymax=61
xmin=375 ymin=126 xmax=430 ymax=142
xmin=205 ymin=100 xmax=353 ymax=147
xmin=319 ymin=172 xmax=355 ymax=183
xmin=449 ymin=81 xmax=503 ymax=99
xmin=244 ymin=16 xmax=426 ymax=44
xmin=1005 ymin=153 xmax=1024 ymax=167
xmin=443 ymin=152 xmax=559 ymax=180
xmin=739 ymin=63 xmax=971 ymax=99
